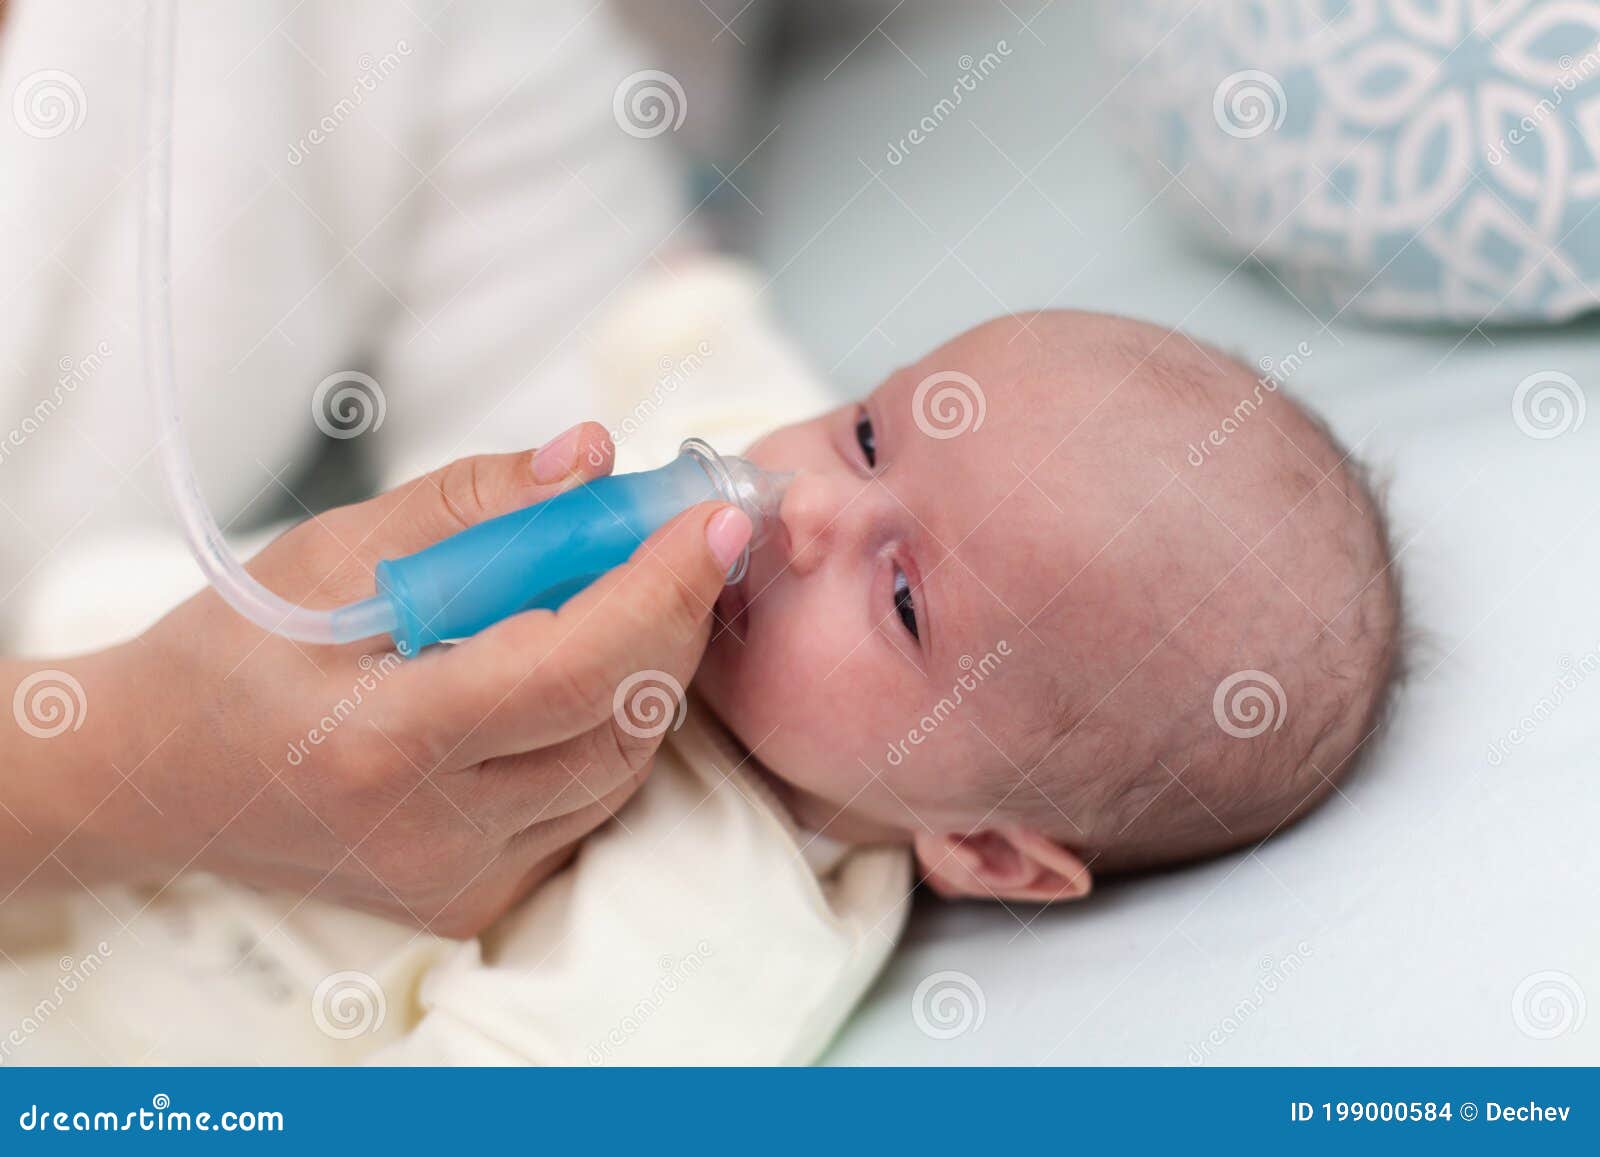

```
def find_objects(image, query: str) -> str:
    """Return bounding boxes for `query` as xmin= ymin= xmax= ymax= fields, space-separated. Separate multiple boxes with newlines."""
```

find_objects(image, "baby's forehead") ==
xmin=870 ymin=317 xmax=1195 ymax=568
xmin=875 ymin=309 xmax=1221 ymax=461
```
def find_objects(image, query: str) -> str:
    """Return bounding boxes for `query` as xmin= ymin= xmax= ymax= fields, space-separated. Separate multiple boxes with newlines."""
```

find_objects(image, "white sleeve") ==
xmin=364 ymin=0 xmax=694 ymax=488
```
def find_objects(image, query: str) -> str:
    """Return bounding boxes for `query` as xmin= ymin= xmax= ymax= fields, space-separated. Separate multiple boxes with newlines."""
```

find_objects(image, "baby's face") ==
xmin=693 ymin=316 xmax=1186 ymax=837
xmin=697 ymin=311 xmax=1391 ymax=883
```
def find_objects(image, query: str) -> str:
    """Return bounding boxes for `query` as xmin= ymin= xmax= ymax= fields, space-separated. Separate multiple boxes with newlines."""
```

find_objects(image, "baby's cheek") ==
xmin=730 ymin=622 xmax=847 ymax=742
xmin=795 ymin=641 xmax=892 ymax=746
xmin=691 ymin=629 xmax=760 ymax=737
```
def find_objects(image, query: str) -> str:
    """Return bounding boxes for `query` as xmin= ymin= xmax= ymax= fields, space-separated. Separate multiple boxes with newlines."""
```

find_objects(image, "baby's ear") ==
xmin=913 ymin=827 xmax=1092 ymax=903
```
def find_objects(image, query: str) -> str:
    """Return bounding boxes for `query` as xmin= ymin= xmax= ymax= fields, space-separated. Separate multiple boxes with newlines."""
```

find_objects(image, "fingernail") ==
xmin=532 ymin=426 xmax=582 ymax=484
xmin=706 ymin=507 xmax=753 ymax=571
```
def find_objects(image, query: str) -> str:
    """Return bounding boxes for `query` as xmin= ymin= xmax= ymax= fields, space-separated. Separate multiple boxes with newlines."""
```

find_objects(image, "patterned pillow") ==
xmin=1105 ymin=1 xmax=1600 ymax=323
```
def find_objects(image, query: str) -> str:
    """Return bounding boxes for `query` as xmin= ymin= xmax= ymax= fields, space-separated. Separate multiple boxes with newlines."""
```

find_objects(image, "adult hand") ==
xmin=3 ymin=423 xmax=751 ymax=936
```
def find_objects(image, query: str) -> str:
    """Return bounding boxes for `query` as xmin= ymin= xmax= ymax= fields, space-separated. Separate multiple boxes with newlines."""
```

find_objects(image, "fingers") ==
xmin=512 ymin=775 xmax=642 ymax=856
xmin=370 ymin=422 xmax=615 ymax=554
xmin=410 ymin=738 xmax=656 ymax=939
xmin=427 ymin=791 xmax=622 ymax=936
xmin=415 ymin=501 xmax=751 ymax=771
xmin=466 ymin=717 xmax=655 ymax=834
xmin=461 ymin=739 xmax=648 ymax=842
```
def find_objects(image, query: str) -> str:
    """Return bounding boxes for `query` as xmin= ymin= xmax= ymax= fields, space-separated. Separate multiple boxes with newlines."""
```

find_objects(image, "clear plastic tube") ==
xmin=139 ymin=0 xmax=395 ymax=644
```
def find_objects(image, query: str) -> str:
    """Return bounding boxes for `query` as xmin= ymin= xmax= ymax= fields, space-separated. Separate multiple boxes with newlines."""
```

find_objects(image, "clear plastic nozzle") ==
xmin=678 ymin=438 xmax=792 ymax=583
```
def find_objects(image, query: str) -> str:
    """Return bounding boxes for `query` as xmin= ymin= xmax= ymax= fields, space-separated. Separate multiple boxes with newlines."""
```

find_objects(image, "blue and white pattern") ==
xmin=1106 ymin=1 xmax=1600 ymax=323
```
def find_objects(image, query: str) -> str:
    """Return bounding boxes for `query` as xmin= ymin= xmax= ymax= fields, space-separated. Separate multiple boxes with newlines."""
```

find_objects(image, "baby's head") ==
xmin=695 ymin=311 xmax=1400 ymax=903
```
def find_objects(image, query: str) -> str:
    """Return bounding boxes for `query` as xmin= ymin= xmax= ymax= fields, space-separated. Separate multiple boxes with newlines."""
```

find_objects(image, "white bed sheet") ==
xmin=740 ymin=2 xmax=1600 ymax=1064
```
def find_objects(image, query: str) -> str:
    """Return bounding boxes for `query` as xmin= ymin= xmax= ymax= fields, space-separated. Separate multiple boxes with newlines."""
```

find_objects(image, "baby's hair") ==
xmin=1009 ymin=336 xmax=1407 ymax=876
xmin=1129 ymin=377 xmax=1401 ymax=873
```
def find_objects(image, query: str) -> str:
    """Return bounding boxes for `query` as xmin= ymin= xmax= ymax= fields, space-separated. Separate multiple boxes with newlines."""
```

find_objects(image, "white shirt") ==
xmin=0 ymin=0 xmax=684 ymax=647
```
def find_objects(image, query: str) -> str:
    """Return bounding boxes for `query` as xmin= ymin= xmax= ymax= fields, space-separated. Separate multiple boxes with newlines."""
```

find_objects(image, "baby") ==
xmin=694 ymin=308 xmax=1402 ymax=903
xmin=0 ymin=271 xmax=1402 ymax=1068
xmin=373 ymin=282 xmax=1403 ymax=1066
xmin=355 ymin=281 xmax=1401 ymax=1066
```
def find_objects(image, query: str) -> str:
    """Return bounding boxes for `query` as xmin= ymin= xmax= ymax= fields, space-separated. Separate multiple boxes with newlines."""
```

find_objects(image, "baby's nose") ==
xmin=779 ymin=471 xmax=845 ymax=577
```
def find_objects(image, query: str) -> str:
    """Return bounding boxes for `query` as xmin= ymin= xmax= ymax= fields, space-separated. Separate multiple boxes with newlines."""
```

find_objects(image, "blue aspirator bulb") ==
xmin=372 ymin=438 xmax=790 ymax=656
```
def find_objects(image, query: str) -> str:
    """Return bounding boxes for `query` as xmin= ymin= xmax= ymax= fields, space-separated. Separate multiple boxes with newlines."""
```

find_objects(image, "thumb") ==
xmin=375 ymin=422 xmax=615 ymax=552
xmin=411 ymin=502 xmax=754 ymax=767
xmin=561 ymin=500 xmax=755 ymax=659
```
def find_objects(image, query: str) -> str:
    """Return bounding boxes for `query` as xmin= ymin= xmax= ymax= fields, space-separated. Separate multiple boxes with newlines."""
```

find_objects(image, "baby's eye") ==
xmin=893 ymin=566 xmax=919 ymax=641
xmin=855 ymin=408 xmax=877 ymax=469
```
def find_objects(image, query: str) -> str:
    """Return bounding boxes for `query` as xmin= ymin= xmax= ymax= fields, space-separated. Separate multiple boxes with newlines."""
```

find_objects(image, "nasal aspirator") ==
xmin=357 ymin=439 xmax=791 ymax=655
